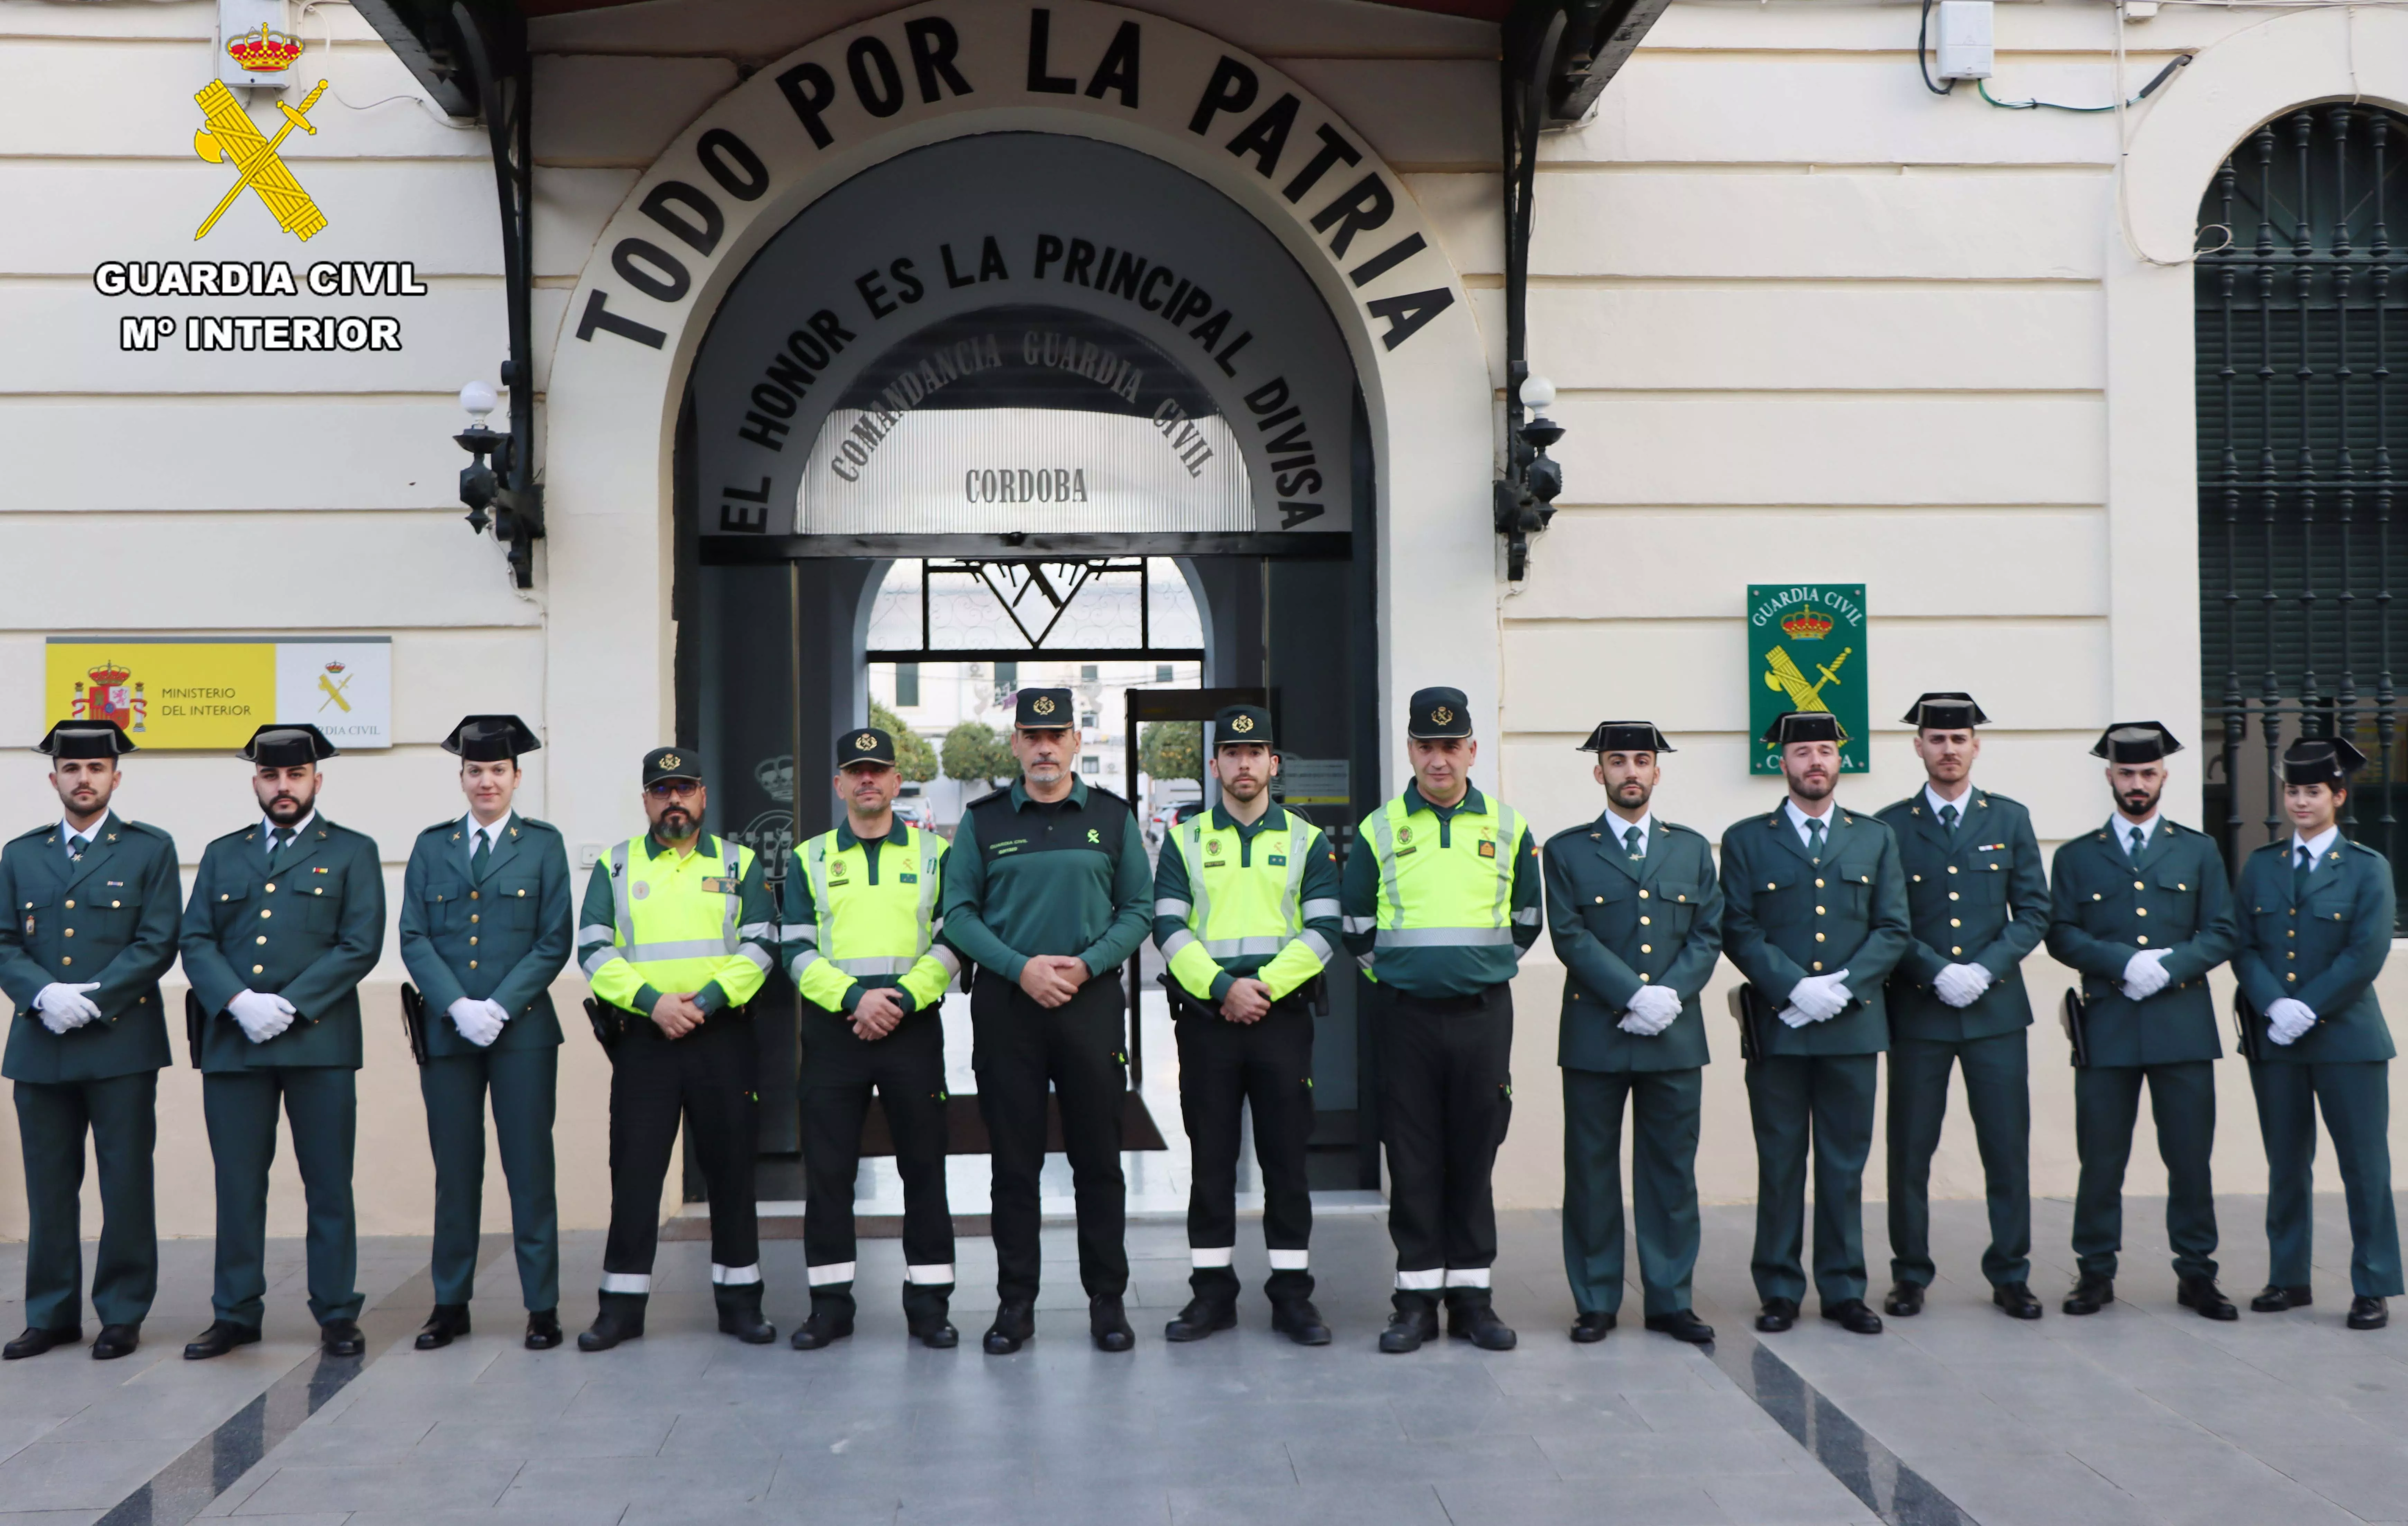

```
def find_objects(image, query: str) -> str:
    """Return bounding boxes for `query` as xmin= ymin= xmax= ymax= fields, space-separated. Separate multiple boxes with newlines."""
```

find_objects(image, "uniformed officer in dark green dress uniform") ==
xmin=1546 ymin=721 xmax=1721 ymax=1346
xmin=1720 ymin=710 xmax=1911 ymax=1336
xmin=2045 ymin=721 xmax=2240 ymax=1320
xmin=1875 ymin=693 xmax=2051 ymax=1322
xmin=398 ymin=716 xmax=572 ymax=1352
xmin=0 ymin=721 xmax=179 ymax=1361
xmin=178 ymin=724 xmax=386 ymax=1360
xmin=2234 ymin=736 xmax=2399 ymax=1331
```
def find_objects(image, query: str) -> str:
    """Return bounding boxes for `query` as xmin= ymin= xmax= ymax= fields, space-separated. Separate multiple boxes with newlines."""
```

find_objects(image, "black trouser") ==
xmin=1379 ymin=984 xmax=1513 ymax=1310
xmin=800 ymin=1004 xmax=954 ymax=1326
xmin=971 ymin=971 xmax=1128 ymax=1303
xmin=1175 ymin=996 xmax=1316 ymax=1304
xmin=601 ymin=1011 xmax=760 ymax=1297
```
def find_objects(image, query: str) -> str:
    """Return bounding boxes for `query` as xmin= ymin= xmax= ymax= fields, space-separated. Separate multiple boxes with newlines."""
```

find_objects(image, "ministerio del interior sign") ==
xmin=45 ymin=637 xmax=393 ymax=751
xmin=1748 ymin=585 xmax=1868 ymax=776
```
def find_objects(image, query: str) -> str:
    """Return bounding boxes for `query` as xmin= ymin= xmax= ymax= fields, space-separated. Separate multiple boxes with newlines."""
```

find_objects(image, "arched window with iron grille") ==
xmin=2197 ymin=103 xmax=2408 ymax=923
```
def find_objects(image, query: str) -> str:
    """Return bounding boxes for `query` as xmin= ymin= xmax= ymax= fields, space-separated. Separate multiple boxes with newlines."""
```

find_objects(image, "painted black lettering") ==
xmin=978 ymin=235 xmax=1010 ymax=281
xmin=890 ymin=256 xmax=923 ymax=303
xmin=640 ymin=182 xmax=723 ymax=256
xmin=1027 ymin=8 xmax=1076 ymax=93
xmin=1188 ymin=308 xmax=1230 ymax=350
xmin=1033 ymin=233 xmax=1064 ymax=279
xmin=903 ymin=17 xmax=973 ymax=101
xmin=1280 ymin=125 xmax=1361 ymax=204
xmin=1225 ymin=94 xmax=1298 ymax=177
xmin=1084 ymin=20 xmax=1140 ymax=106
xmin=1139 ymin=265 xmax=1173 ymax=311
xmin=1244 ymin=377 xmax=1290 ymax=413
xmin=1168 ymin=282 xmax=1214 ymax=327
xmin=1064 ymin=239 xmax=1097 ymax=286
xmin=1347 ymin=232 xmax=1426 ymax=287
xmin=941 ymin=242 xmax=977 ymax=289
xmin=696 ymin=129 xmax=769 ymax=200
xmin=1366 ymin=287 xmax=1455 ymax=350
xmin=574 ymin=288 xmax=665 ymax=348
xmin=855 ymin=268 xmax=895 ymax=318
xmin=1187 ymin=55 xmax=1256 ymax=134
xmin=738 ymin=413 xmax=790 ymax=450
xmin=764 ymin=352 xmax=813 ymax=396
xmin=847 ymin=36 xmax=905 ymax=117
xmin=1213 ymin=330 xmax=1252 ymax=376
xmin=807 ymin=309 xmax=857 ymax=350
xmin=786 ymin=328 xmax=830 ymax=368
xmin=1278 ymin=500 xmax=1325 ymax=528
xmin=1310 ymin=173 xmax=1394 ymax=258
xmin=776 ymin=62 xmax=838 ymax=148
xmin=1264 ymin=420 xmax=1314 ymax=454
xmin=750 ymin=383 xmax=796 ymax=418
xmin=611 ymin=238 xmax=690 ymax=303
xmin=1104 ymin=250 xmax=1146 ymax=300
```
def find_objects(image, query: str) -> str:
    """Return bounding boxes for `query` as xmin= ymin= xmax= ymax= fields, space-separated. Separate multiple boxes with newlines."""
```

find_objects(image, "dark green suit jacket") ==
xmin=0 ymin=813 xmax=181 ymax=1083
xmin=398 ymin=813 xmax=571 ymax=1058
xmin=2045 ymin=819 xmax=2237 ymax=1066
xmin=1545 ymin=813 xmax=1723 ymax=1073
xmin=1720 ymin=800 xmax=1912 ymax=1056
xmin=2233 ymin=835 xmax=2396 ymax=1065
xmin=1876 ymin=788 xmax=2052 ymax=1042
xmin=179 ymin=815 xmax=386 ymax=1072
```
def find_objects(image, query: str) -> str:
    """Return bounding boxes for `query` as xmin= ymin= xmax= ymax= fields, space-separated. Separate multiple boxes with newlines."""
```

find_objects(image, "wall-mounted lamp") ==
xmin=1494 ymin=374 xmax=1565 ymax=582
xmin=454 ymin=374 xmax=543 ymax=587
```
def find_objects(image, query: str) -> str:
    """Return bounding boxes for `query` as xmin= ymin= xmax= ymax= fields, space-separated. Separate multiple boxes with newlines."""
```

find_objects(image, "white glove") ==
xmin=1775 ymin=1003 xmax=1813 ymax=1029
xmin=2119 ymin=948 xmax=2172 ymax=1002
xmin=1787 ymin=969 xmax=1853 ymax=1024
xmin=447 ymin=997 xmax=509 ymax=1047
xmin=1932 ymin=963 xmax=1994 ymax=1009
xmin=1619 ymin=984 xmax=1681 ymax=1036
xmin=228 ymin=989 xmax=297 ymax=1044
xmin=32 ymin=982 xmax=102 ymax=1034
xmin=2265 ymin=998 xmax=2317 ymax=1046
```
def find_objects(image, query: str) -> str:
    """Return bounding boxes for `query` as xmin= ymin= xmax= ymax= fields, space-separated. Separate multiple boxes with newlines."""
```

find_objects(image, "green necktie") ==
xmin=1806 ymin=817 xmax=1826 ymax=862
xmin=1939 ymin=803 xmax=1959 ymax=838
xmin=268 ymin=826 xmax=294 ymax=871
xmin=2125 ymin=826 xmax=2143 ymax=861
xmin=471 ymin=829 xmax=492 ymax=883
xmin=1624 ymin=825 xmax=1643 ymax=861
xmin=2293 ymin=844 xmax=2313 ymax=900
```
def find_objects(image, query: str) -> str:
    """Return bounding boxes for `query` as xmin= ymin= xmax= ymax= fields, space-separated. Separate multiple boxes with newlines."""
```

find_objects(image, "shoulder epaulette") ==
xmin=211 ymin=823 xmax=261 ymax=847
xmin=1083 ymin=784 xmax=1130 ymax=809
xmin=966 ymin=787 xmax=1011 ymax=809
xmin=10 ymin=821 xmax=54 ymax=843
xmin=1975 ymin=789 xmax=2023 ymax=810
xmin=421 ymin=818 xmax=465 ymax=837
xmin=518 ymin=816 xmax=560 ymax=834
xmin=1877 ymin=796 xmax=1919 ymax=819
xmin=1659 ymin=820 xmax=1703 ymax=838
xmin=118 ymin=819 xmax=171 ymax=842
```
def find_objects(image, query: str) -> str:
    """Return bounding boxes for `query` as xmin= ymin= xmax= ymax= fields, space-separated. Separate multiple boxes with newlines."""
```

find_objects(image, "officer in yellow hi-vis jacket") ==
xmin=782 ymin=727 xmax=962 ymax=1352
xmin=575 ymin=747 xmax=777 ymax=1352
xmin=1151 ymin=705 xmax=1342 ymax=1347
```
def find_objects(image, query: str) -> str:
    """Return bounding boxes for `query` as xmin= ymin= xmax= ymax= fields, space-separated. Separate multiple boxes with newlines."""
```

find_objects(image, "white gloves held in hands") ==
xmin=447 ymin=997 xmax=511 ymax=1048
xmin=1780 ymin=969 xmax=1853 ymax=1028
xmin=1932 ymin=963 xmax=1994 ymax=1009
xmin=228 ymin=989 xmax=297 ymax=1043
xmin=1618 ymin=983 xmax=1682 ymax=1036
xmin=2119 ymin=948 xmax=2173 ymax=1002
xmin=2265 ymin=997 xmax=2317 ymax=1046
xmin=33 ymin=982 xmax=102 ymax=1035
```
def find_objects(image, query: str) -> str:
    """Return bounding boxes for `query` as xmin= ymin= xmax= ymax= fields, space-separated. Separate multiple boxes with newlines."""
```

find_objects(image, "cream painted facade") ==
xmin=4 ymin=0 xmax=2406 ymax=1241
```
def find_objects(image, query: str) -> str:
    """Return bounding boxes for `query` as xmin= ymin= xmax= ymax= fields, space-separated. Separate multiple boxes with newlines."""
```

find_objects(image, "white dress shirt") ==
xmin=1784 ymin=798 xmax=1839 ymax=851
xmin=465 ymin=811 xmax=514 ymax=867
xmin=2111 ymin=812 xmax=2158 ymax=857
xmin=262 ymin=810 xmax=318 ymax=853
xmin=2290 ymin=824 xmax=2340 ymax=874
xmin=1924 ymin=784 xmax=1974 ymax=826
xmin=1605 ymin=811 xmax=1653 ymax=859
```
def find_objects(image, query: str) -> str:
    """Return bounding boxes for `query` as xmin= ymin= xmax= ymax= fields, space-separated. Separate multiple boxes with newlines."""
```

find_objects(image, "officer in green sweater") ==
xmin=178 ymin=724 xmax=386 ymax=1360
xmin=940 ymin=688 xmax=1153 ymax=1354
xmin=0 ymin=721 xmax=179 ymax=1362
xmin=1720 ymin=710 xmax=1910 ymax=1337
xmin=397 ymin=716 xmax=573 ymax=1352
xmin=1875 ymin=693 xmax=2052 ymax=1322
xmin=2045 ymin=722 xmax=2240 ymax=1320
xmin=2233 ymin=736 xmax=2398 ymax=1331
xmin=1545 ymin=722 xmax=1722 ymax=1346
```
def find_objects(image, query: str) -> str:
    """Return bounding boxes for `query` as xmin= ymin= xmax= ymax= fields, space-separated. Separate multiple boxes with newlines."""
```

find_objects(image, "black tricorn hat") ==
xmin=1578 ymin=721 xmax=1673 ymax=755
xmin=1013 ymin=688 xmax=1075 ymax=730
xmin=35 ymin=720 xmax=135 ymax=760
xmin=442 ymin=714 xmax=539 ymax=763
xmin=1763 ymin=710 xmax=1842 ymax=748
xmin=837 ymin=727 xmax=897 ymax=768
xmin=2091 ymin=721 xmax=2183 ymax=764
xmin=1212 ymin=705 xmax=1274 ymax=749
xmin=1902 ymin=692 xmax=1989 ymax=730
xmin=242 ymin=724 xmax=338 ymax=766
xmin=2282 ymin=736 xmax=2368 ymax=787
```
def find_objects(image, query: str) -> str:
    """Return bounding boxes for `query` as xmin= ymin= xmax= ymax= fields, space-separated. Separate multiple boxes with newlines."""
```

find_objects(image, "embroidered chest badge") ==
xmin=700 ymin=877 xmax=739 ymax=894
xmin=1478 ymin=840 xmax=1497 ymax=859
xmin=1268 ymin=854 xmax=1287 ymax=867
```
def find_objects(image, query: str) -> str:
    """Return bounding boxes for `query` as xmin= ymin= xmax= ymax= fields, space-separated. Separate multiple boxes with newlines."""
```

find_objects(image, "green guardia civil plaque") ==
xmin=1748 ymin=584 xmax=1868 ymax=775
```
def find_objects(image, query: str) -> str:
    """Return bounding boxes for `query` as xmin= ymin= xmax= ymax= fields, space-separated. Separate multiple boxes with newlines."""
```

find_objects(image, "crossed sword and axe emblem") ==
xmin=1764 ymin=644 xmax=1855 ymax=743
xmin=192 ymin=78 xmax=330 ymax=241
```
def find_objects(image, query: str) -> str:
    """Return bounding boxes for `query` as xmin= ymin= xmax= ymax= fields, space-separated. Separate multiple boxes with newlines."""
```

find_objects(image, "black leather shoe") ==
xmin=414 ymin=1304 xmax=471 ymax=1350
xmin=1272 ymin=1298 xmax=1332 ymax=1346
xmin=91 ymin=1324 xmax=140 ymax=1360
xmin=2348 ymin=1296 xmax=2389 ymax=1330
xmin=1379 ymin=1302 xmax=1439 ymax=1353
xmin=1570 ymin=1311 xmax=1616 ymax=1344
xmin=183 ymin=1320 xmax=261 ymax=1360
xmin=788 ymin=1314 xmax=853 ymax=1350
xmin=983 ymin=1300 xmax=1034 ymax=1355
xmin=1883 ymin=1282 xmax=1925 ymax=1317
xmin=1644 ymin=1309 xmax=1716 ymax=1344
xmin=524 ymin=1309 xmax=562 ymax=1350
xmin=2251 ymin=1283 xmax=2313 ymax=1313
xmin=2063 ymin=1275 xmax=2114 ymax=1315
xmin=1755 ymin=1298 xmax=1798 ymax=1333
xmin=911 ymin=1318 xmax=959 ymax=1350
xmin=577 ymin=1292 xmax=646 ymax=1352
xmin=3 ymin=1326 xmax=80 ymax=1360
xmin=1090 ymin=1295 xmax=1135 ymax=1352
xmin=1992 ymin=1283 xmax=2044 ymax=1320
xmin=1821 ymin=1299 xmax=1884 ymax=1335
xmin=1164 ymin=1297 xmax=1237 ymax=1343
xmin=2178 ymin=1277 xmax=2238 ymax=1321
xmin=715 ymin=1284 xmax=776 ymax=1345
xmin=1447 ymin=1298 xmax=1517 ymax=1351
xmin=320 ymin=1318 xmax=366 ymax=1357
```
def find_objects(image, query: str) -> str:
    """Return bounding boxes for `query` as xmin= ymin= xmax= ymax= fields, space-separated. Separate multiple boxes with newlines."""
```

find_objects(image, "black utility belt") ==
xmin=1386 ymin=987 xmax=1501 ymax=1015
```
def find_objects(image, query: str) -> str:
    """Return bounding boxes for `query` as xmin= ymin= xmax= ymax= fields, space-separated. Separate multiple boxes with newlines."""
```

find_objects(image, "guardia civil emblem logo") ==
xmin=1430 ymin=706 xmax=1453 ymax=726
xmin=855 ymin=733 xmax=879 ymax=751
xmin=1748 ymin=584 xmax=1869 ymax=776
xmin=1032 ymin=695 xmax=1057 ymax=716
xmin=1398 ymin=826 xmax=1414 ymax=845
xmin=1229 ymin=714 xmax=1255 ymax=733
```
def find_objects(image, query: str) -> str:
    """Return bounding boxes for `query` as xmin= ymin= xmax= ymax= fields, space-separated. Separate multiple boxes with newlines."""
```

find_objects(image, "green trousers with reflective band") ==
xmin=1561 ymin=1066 xmax=1701 ymax=1319
xmin=1886 ymin=1031 xmax=2032 ymax=1289
xmin=203 ymin=1066 xmax=362 ymax=1327
xmin=2072 ymin=1060 xmax=2217 ymax=1284
xmin=14 ymin=1072 xmax=157 ymax=1331
xmin=2250 ymin=1058 xmax=2401 ymax=1298
xmin=421 ymin=1045 xmax=559 ymax=1311
xmin=1745 ymin=1053 xmax=1877 ymax=1308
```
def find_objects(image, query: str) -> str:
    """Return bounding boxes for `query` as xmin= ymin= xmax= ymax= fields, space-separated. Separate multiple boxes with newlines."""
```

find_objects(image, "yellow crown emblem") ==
xmin=1031 ymin=696 xmax=1057 ymax=716
xmin=225 ymin=24 xmax=303 ymax=72
xmin=1229 ymin=714 xmax=1255 ymax=733
xmin=1430 ymin=706 xmax=1453 ymax=726
xmin=855 ymin=733 xmax=879 ymax=751
xmin=659 ymin=753 xmax=681 ymax=770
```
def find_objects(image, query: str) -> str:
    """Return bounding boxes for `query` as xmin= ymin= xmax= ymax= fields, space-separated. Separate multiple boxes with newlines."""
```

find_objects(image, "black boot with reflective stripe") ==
xmin=577 ymin=1291 xmax=646 ymax=1352
xmin=716 ymin=1282 xmax=777 ymax=1344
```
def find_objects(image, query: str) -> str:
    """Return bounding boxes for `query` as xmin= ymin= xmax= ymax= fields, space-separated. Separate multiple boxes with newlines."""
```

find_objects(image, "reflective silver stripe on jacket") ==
xmin=777 ymin=923 xmax=818 ymax=945
xmin=1301 ymin=899 xmax=1341 ymax=922
xmin=1155 ymin=898 xmax=1192 ymax=919
xmin=1371 ymin=927 xmax=1517 ymax=947
xmin=1366 ymin=809 xmax=1404 ymax=928
xmin=581 ymin=946 xmax=623 ymax=976
xmin=1203 ymin=935 xmax=1286 ymax=957
xmin=1159 ymin=928 xmax=1198 ymax=958
xmin=1299 ymin=930 xmax=1334 ymax=963
xmin=576 ymin=923 xmax=616 ymax=946
xmin=609 ymin=840 xmax=634 ymax=949
xmin=914 ymin=826 xmax=945 ymax=969
xmin=622 ymin=938 xmax=738 ymax=962
xmin=835 ymin=955 xmax=915 ymax=976
xmin=720 ymin=837 xmax=744 ymax=951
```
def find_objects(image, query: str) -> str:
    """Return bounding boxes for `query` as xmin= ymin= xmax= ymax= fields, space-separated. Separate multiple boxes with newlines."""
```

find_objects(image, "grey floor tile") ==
xmin=1167 ymin=1482 xmax=1452 ymax=1526
xmin=1536 ymin=1427 xmax=1807 ymax=1479
xmin=411 ymin=1415 xmax=675 ymax=1459
xmin=1896 ymin=1446 xmax=2159 ymax=1526
xmin=0 ymin=1434 xmax=197 ymax=1512
xmin=231 ymin=1459 xmax=522 ymax=1514
xmin=2253 ymin=1442 xmax=2408 ymax=1521
xmin=503 ymin=1454 xmax=782 ymax=1510
xmin=1433 ymin=1477 xmax=1730 ymax=1526
xmin=1701 ymin=1468 xmax=1882 ymax=1525
xmin=1285 ymin=1433 xmax=1555 ymax=1487
xmin=0 ymin=1514 xmax=108 ymax=1526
